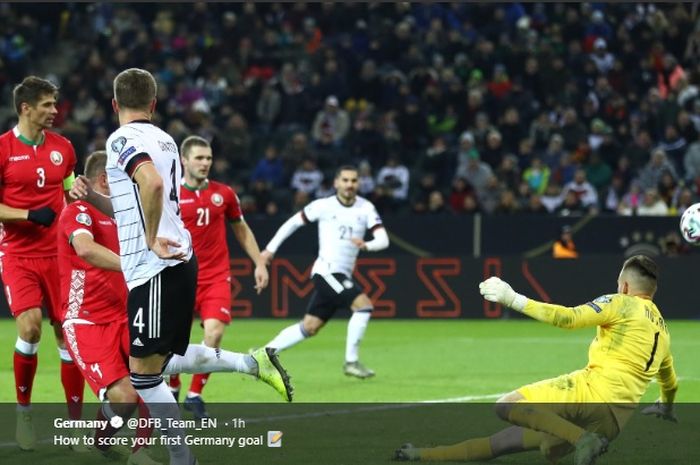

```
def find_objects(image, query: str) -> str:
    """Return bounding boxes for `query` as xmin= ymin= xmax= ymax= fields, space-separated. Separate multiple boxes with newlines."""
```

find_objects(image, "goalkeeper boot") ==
xmin=393 ymin=443 xmax=420 ymax=461
xmin=574 ymin=432 xmax=608 ymax=465
xmin=344 ymin=361 xmax=375 ymax=379
xmin=16 ymin=409 xmax=36 ymax=451
xmin=251 ymin=347 xmax=293 ymax=402
xmin=184 ymin=395 xmax=210 ymax=420
xmin=128 ymin=447 xmax=162 ymax=465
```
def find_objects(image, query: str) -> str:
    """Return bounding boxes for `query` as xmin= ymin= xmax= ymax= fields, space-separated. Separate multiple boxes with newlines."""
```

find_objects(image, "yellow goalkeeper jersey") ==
xmin=521 ymin=293 xmax=677 ymax=405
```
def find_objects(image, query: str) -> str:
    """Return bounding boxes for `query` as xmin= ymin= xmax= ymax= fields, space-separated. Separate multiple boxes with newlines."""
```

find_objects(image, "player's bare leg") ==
xmin=131 ymin=354 xmax=196 ymax=465
xmin=52 ymin=320 xmax=86 ymax=446
xmin=184 ymin=318 xmax=225 ymax=420
xmin=345 ymin=294 xmax=374 ymax=378
xmin=265 ymin=314 xmax=325 ymax=353
xmin=90 ymin=377 xmax=161 ymax=465
xmin=14 ymin=308 xmax=42 ymax=450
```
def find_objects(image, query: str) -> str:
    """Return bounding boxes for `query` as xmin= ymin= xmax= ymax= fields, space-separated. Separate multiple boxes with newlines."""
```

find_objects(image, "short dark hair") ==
xmin=13 ymin=76 xmax=58 ymax=115
xmin=622 ymin=255 xmax=658 ymax=294
xmin=180 ymin=135 xmax=210 ymax=159
xmin=113 ymin=68 xmax=157 ymax=110
xmin=335 ymin=164 xmax=358 ymax=178
xmin=84 ymin=151 xmax=107 ymax=179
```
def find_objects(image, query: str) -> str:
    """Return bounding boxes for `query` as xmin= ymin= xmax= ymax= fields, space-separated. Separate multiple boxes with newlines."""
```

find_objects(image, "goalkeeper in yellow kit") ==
xmin=394 ymin=255 xmax=678 ymax=465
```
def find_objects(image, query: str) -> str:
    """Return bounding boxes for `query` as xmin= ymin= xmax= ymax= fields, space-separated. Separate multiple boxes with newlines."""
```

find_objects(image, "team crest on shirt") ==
xmin=211 ymin=193 xmax=224 ymax=206
xmin=593 ymin=295 xmax=612 ymax=304
xmin=111 ymin=136 xmax=126 ymax=154
xmin=50 ymin=150 xmax=63 ymax=165
xmin=76 ymin=213 xmax=92 ymax=226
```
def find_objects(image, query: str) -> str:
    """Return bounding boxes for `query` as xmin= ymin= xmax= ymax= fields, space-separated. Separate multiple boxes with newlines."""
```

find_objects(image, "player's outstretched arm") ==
xmin=643 ymin=353 xmax=679 ymax=422
xmin=478 ymin=277 xmax=613 ymax=329
xmin=264 ymin=212 xmax=306 ymax=257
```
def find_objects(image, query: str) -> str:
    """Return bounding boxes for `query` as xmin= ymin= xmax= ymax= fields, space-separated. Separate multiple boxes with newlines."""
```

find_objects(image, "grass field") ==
xmin=1 ymin=318 xmax=698 ymax=403
xmin=0 ymin=319 xmax=698 ymax=465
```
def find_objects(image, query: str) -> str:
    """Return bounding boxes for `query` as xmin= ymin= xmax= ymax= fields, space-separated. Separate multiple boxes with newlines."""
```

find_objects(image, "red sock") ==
xmin=189 ymin=373 xmax=210 ymax=396
xmin=169 ymin=374 xmax=181 ymax=391
xmin=133 ymin=400 xmax=154 ymax=453
xmin=61 ymin=361 xmax=85 ymax=420
xmin=14 ymin=351 xmax=38 ymax=405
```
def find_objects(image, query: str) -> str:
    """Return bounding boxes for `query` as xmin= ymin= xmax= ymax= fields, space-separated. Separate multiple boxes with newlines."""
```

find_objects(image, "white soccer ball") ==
xmin=680 ymin=203 xmax=700 ymax=245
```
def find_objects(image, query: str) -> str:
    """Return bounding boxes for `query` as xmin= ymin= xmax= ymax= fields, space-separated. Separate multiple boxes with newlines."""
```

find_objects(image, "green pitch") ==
xmin=0 ymin=318 xmax=698 ymax=403
xmin=1 ymin=319 xmax=698 ymax=464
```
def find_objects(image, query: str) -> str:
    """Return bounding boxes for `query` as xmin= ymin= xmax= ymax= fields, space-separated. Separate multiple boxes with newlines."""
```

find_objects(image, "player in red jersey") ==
xmin=58 ymin=151 xmax=159 ymax=465
xmin=0 ymin=76 xmax=84 ymax=451
xmin=168 ymin=135 xmax=269 ymax=419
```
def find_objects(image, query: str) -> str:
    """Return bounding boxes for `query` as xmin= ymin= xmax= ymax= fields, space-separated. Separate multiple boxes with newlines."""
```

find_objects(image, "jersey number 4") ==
xmin=169 ymin=160 xmax=180 ymax=215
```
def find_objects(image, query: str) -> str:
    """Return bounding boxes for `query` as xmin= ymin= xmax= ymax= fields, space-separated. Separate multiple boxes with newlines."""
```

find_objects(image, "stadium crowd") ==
xmin=2 ymin=2 xmax=700 ymax=217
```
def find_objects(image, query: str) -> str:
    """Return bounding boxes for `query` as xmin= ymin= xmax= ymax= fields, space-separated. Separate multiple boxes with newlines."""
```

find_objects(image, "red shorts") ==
xmin=195 ymin=279 xmax=232 ymax=324
xmin=0 ymin=255 xmax=62 ymax=323
xmin=62 ymin=319 xmax=130 ymax=398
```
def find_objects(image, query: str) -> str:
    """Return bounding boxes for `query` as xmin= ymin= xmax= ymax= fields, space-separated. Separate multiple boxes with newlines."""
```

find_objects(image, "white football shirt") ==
xmin=303 ymin=195 xmax=383 ymax=277
xmin=106 ymin=121 xmax=192 ymax=290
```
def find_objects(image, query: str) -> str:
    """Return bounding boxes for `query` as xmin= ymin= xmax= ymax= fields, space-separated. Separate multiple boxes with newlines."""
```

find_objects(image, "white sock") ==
xmin=266 ymin=321 xmax=309 ymax=353
xmin=15 ymin=337 xmax=39 ymax=356
xmin=162 ymin=344 xmax=256 ymax=376
xmin=346 ymin=310 xmax=371 ymax=363
xmin=130 ymin=374 xmax=193 ymax=465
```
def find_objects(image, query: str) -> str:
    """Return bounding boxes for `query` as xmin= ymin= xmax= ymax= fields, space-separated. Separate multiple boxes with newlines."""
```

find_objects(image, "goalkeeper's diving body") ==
xmin=394 ymin=255 xmax=677 ymax=465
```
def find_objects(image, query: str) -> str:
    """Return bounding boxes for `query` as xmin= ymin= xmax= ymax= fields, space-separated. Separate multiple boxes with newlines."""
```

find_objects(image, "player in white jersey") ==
xmin=261 ymin=165 xmax=390 ymax=378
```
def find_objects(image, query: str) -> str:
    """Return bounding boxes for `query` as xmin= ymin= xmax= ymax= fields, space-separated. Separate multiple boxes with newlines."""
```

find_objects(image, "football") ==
xmin=679 ymin=203 xmax=700 ymax=245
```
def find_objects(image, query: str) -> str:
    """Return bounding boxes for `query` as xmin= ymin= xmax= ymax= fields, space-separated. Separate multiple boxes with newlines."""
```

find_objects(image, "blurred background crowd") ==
xmin=2 ymin=2 xmax=700 ymax=218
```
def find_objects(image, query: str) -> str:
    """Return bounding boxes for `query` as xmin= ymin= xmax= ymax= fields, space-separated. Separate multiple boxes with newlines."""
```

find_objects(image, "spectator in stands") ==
xmin=683 ymin=133 xmax=700 ymax=184
xmin=559 ymin=108 xmax=587 ymax=152
xmin=218 ymin=113 xmax=252 ymax=171
xmin=376 ymin=154 xmax=410 ymax=204
xmin=456 ymin=149 xmax=494 ymax=200
xmin=562 ymin=169 xmax=598 ymax=211
xmin=541 ymin=133 xmax=566 ymax=173
xmin=637 ymin=188 xmax=670 ymax=216
xmin=282 ymin=132 xmax=315 ymax=181
xmin=552 ymin=225 xmax=578 ymax=258
xmin=590 ymin=38 xmax=615 ymax=74
xmin=312 ymin=95 xmax=350 ymax=149
xmin=357 ymin=161 xmax=376 ymax=197
xmin=657 ymin=124 xmax=688 ymax=173
xmin=448 ymin=177 xmax=475 ymax=214
xmin=524 ymin=194 xmax=549 ymax=215
xmin=585 ymin=152 xmax=613 ymax=193
xmin=555 ymin=189 xmax=588 ymax=217
xmin=256 ymin=80 xmax=281 ymax=133
xmin=250 ymin=145 xmax=285 ymax=188
xmin=637 ymin=148 xmax=678 ymax=191
xmin=422 ymin=135 xmax=454 ymax=187
xmin=494 ymin=189 xmax=520 ymax=215
xmin=601 ymin=175 xmax=627 ymax=214
xmin=290 ymin=157 xmax=323 ymax=195
xmin=523 ymin=157 xmax=550 ymax=195
xmin=496 ymin=154 xmax=521 ymax=192
xmin=481 ymin=129 xmax=505 ymax=168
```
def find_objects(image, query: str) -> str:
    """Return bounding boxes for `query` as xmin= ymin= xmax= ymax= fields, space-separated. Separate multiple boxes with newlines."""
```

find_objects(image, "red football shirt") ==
xmin=0 ymin=127 xmax=76 ymax=257
xmin=57 ymin=200 xmax=128 ymax=324
xmin=180 ymin=180 xmax=242 ymax=284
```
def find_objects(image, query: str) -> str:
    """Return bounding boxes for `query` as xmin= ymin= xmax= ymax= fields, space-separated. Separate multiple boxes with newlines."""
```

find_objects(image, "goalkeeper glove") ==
xmin=641 ymin=400 xmax=678 ymax=423
xmin=479 ymin=277 xmax=526 ymax=310
xmin=27 ymin=206 xmax=56 ymax=226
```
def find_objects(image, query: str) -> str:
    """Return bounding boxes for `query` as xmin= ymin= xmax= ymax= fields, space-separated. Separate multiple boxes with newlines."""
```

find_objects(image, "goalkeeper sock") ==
xmin=419 ymin=437 xmax=493 ymax=461
xmin=59 ymin=348 xmax=84 ymax=420
xmin=508 ymin=403 xmax=584 ymax=446
xmin=345 ymin=309 xmax=371 ymax=363
xmin=162 ymin=344 xmax=256 ymax=375
xmin=265 ymin=321 xmax=309 ymax=353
